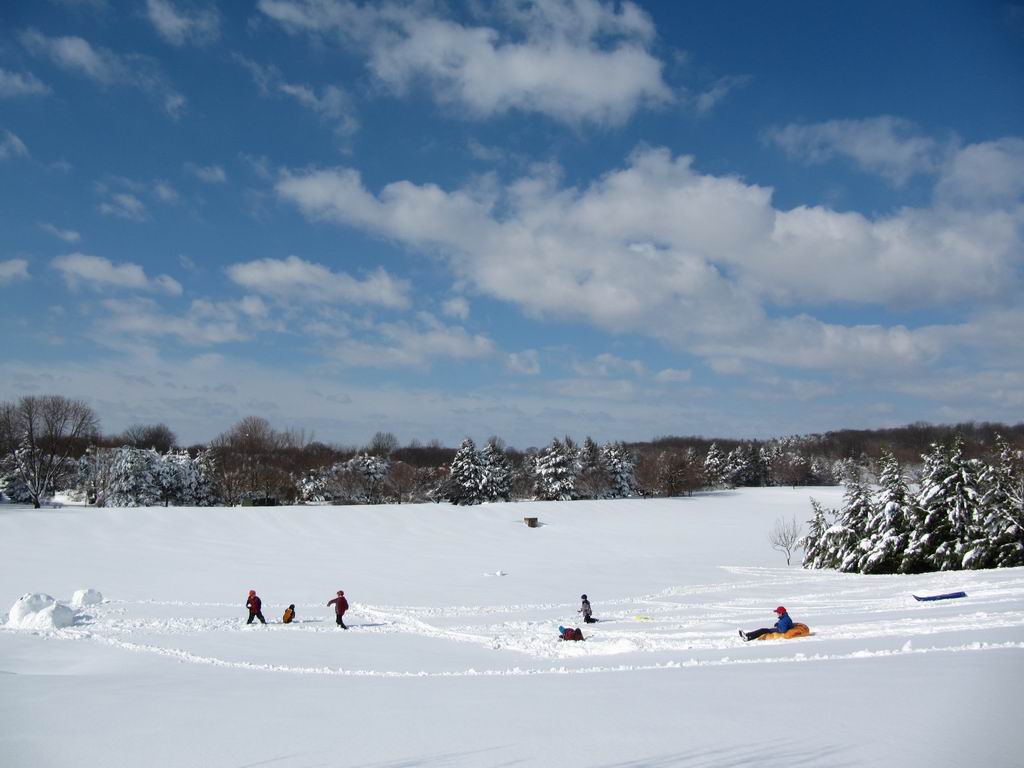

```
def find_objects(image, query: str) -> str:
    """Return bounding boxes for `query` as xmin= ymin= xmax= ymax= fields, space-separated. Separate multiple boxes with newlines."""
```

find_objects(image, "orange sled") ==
xmin=755 ymin=622 xmax=810 ymax=641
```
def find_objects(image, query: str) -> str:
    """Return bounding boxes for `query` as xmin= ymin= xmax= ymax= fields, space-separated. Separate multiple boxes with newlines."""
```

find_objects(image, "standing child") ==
xmin=282 ymin=604 xmax=295 ymax=624
xmin=579 ymin=594 xmax=597 ymax=623
xmin=245 ymin=590 xmax=266 ymax=625
xmin=327 ymin=590 xmax=349 ymax=629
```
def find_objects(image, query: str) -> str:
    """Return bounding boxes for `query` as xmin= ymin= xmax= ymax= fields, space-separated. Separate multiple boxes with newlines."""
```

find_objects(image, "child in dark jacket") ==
xmin=579 ymin=594 xmax=597 ymax=623
xmin=245 ymin=590 xmax=266 ymax=625
xmin=740 ymin=606 xmax=794 ymax=641
xmin=327 ymin=590 xmax=349 ymax=629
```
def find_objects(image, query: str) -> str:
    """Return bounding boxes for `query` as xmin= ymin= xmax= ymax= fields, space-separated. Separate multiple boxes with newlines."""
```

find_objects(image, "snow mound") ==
xmin=71 ymin=588 xmax=104 ymax=608
xmin=6 ymin=593 xmax=77 ymax=630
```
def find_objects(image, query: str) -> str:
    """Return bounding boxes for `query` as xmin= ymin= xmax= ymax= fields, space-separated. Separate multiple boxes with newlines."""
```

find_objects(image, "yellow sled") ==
xmin=755 ymin=622 xmax=811 ymax=641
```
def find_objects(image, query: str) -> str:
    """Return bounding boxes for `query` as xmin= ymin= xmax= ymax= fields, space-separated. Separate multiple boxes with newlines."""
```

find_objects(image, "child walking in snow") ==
xmin=327 ymin=590 xmax=349 ymax=629
xmin=282 ymin=604 xmax=295 ymax=624
xmin=739 ymin=606 xmax=794 ymax=641
xmin=245 ymin=590 xmax=266 ymax=625
xmin=579 ymin=594 xmax=597 ymax=623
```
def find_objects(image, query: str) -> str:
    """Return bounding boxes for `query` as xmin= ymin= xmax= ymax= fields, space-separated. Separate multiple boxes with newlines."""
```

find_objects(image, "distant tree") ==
xmin=802 ymin=498 xmax=835 ymax=569
xmin=479 ymin=440 xmax=512 ymax=502
xmin=366 ymin=431 xmax=400 ymax=457
xmin=577 ymin=436 xmax=610 ymax=499
xmin=703 ymin=443 xmax=726 ymax=488
xmin=443 ymin=438 xmax=485 ymax=505
xmin=120 ymin=423 xmax=177 ymax=453
xmin=602 ymin=442 xmax=636 ymax=499
xmin=858 ymin=451 xmax=912 ymax=574
xmin=534 ymin=437 xmax=580 ymax=501
xmin=386 ymin=460 xmax=418 ymax=503
xmin=769 ymin=514 xmax=803 ymax=565
xmin=107 ymin=447 xmax=160 ymax=507
xmin=1 ymin=395 xmax=98 ymax=508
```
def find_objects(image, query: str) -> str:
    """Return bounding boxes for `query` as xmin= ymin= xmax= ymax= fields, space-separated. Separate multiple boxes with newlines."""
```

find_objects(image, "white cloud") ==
xmin=39 ymin=223 xmax=81 ymax=242
xmin=146 ymin=0 xmax=220 ymax=46
xmin=95 ymin=297 xmax=249 ymax=345
xmin=235 ymin=55 xmax=359 ymax=140
xmin=0 ymin=130 xmax=29 ymax=160
xmin=330 ymin=314 xmax=495 ymax=369
xmin=185 ymin=163 xmax=227 ymax=184
xmin=21 ymin=29 xmax=185 ymax=117
xmin=52 ymin=253 xmax=182 ymax=295
xmin=935 ymin=137 xmax=1024 ymax=208
xmin=574 ymin=353 xmax=646 ymax=377
xmin=654 ymin=368 xmax=692 ymax=383
xmin=276 ymin=140 xmax=1024 ymax=373
xmin=0 ymin=68 xmax=50 ymax=97
xmin=0 ymin=259 xmax=30 ymax=284
xmin=442 ymin=296 xmax=470 ymax=320
xmin=765 ymin=116 xmax=939 ymax=186
xmin=226 ymin=255 xmax=410 ymax=308
xmin=99 ymin=191 xmax=147 ymax=220
xmin=154 ymin=180 xmax=180 ymax=202
xmin=258 ymin=0 xmax=673 ymax=126
xmin=506 ymin=349 xmax=541 ymax=375
xmin=694 ymin=75 xmax=749 ymax=115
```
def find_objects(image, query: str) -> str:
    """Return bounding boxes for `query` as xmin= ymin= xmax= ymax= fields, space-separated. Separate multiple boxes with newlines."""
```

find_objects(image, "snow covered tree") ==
xmin=299 ymin=467 xmax=332 ymax=503
xmin=576 ymin=437 xmax=610 ymax=499
xmin=479 ymin=440 xmax=512 ymax=502
xmin=107 ymin=447 xmax=160 ymax=507
xmin=703 ymin=443 xmax=726 ymax=488
xmin=969 ymin=438 xmax=1024 ymax=568
xmin=347 ymin=453 xmax=390 ymax=503
xmin=188 ymin=449 xmax=220 ymax=506
xmin=442 ymin=438 xmax=486 ymax=505
xmin=905 ymin=440 xmax=980 ymax=571
xmin=602 ymin=442 xmax=636 ymax=499
xmin=534 ymin=437 xmax=580 ymax=501
xmin=1 ymin=395 xmax=98 ymax=508
xmin=858 ymin=451 xmax=912 ymax=574
xmin=802 ymin=498 xmax=835 ymax=569
xmin=833 ymin=469 xmax=874 ymax=572
xmin=153 ymin=450 xmax=184 ymax=507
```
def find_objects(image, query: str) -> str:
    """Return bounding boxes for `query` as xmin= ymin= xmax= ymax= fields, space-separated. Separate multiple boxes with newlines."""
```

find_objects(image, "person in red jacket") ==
xmin=327 ymin=590 xmax=348 ymax=629
xmin=245 ymin=590 xmax=266 ymax=625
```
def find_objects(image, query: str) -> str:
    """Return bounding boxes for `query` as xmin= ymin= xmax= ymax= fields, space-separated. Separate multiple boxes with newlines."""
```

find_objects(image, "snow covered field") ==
xmin=2 ymin=487 xmax=1022 ymax=767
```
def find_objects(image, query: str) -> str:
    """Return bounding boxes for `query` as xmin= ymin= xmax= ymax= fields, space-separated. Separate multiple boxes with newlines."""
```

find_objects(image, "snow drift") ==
xmin=6 ymin=593 xmax=77 ymax=630
xmin=71 ymin=588 xmax=103 ymax=609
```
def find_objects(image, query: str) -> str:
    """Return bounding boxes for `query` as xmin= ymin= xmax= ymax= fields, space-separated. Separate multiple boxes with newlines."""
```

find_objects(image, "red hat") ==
xmin=774 ymin=606 xmax=786 ymax=614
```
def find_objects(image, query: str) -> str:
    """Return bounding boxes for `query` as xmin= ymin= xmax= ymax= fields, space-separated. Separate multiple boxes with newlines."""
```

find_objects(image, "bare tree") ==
xmin=120 ymin=423 xmax=177 ymax=453
xmin=366 ymin=431 xmax=400 ymax=457
xmin=3 ymin=395 xmax=99 ymax=508
xmin=769 ymin=514 xmax=804 ymax=566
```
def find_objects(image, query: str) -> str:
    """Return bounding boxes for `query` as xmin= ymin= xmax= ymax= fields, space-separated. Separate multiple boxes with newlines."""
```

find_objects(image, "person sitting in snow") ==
xmin=578 ymin=594 xmax=597 ymax=623
xmin=327 ymin=590 xmax=349 ymax=629
xmin=282 ymin=604 xmax=295 ymax=624
xmin=739 ymin=606 xmax=794 ymax=641
xmin=245 ymin=590 xmax=266 ymax=625
xmin=558 ymin=625 xmax=585 ymax=641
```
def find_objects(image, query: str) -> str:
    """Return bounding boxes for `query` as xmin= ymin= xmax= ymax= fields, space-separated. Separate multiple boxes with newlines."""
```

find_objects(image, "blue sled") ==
xmin=913 ymin=591 xmax=967 ymax=602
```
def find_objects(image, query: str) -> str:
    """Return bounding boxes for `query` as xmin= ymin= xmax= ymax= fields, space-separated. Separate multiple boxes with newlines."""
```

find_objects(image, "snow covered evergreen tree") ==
xmin=970 ymin=437 xmax=1024 ymax=568
xmin=858 ymin=451 xmax=912 ymax=574
xmin=703 ymin=443 xmax=726 ymax=488
xmin=802 ymin=498 xmax=835 ymax=569
xmin=153 ymin=450 xmax=183 ymax=507
xmin=601 ymin=442 xmax=636 ymax=499
xmin=534 ymin=437 xmax=580 ymax=501
xmin=577 ymin=436 xmax=610 ymax=499
xmin=443 ymin=438 xmax=486 ymax=505
xmin=479 ymin=440 xmax=512 ymax=502
xmin=189 ymin=449 xmax=220 ymax=506
xmin=832 ymin=469 xmax=874 ymax=572
xmin=299 ymin=467 xmax=332 ymax=504
xmin=107 ymin=447 xmax=160 ymax=507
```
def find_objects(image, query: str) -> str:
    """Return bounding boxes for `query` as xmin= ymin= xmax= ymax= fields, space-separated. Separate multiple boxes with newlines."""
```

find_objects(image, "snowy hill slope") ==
xmin=1 ymin=487 xmax=1022 ymax=767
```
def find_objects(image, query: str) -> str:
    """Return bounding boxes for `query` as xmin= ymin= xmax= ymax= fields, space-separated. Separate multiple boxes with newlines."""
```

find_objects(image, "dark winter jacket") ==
xmin=328 ymin=596 xmax=349 ymax=616
xmin=580 ymin=599 xmax=592 ymax=619
xmin=246 ymin=595 xmax=262 ymax=613
xmin=774 ymin=612 xmax=794 ymax=633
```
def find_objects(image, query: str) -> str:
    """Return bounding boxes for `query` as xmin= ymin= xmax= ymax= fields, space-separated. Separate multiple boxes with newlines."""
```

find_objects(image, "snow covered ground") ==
xmin=1 ymin=487 xmax=1022 ymax=767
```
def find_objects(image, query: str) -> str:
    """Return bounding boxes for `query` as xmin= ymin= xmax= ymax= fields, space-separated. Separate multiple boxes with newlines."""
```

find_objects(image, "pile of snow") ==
xmin=71 ymin=588 xmax=103 ymax=609
xmin=6 ymin=593 xmax=77 ymax=630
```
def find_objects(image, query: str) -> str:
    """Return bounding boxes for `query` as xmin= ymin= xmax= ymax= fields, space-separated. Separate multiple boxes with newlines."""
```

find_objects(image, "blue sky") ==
xmin=1 ymin=0 xmax=1022 ymax=447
